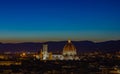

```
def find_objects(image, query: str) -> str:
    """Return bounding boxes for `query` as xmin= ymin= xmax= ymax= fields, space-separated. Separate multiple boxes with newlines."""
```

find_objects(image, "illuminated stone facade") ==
xmin=36 ymin=40 xmax=79 ymax=60
xmin=37 ymin=44 xmax=51 ymax=60
xmin=63 ymin=40 xmax=77 ymax=56
xmin=63 ymin=40 xmax=78 ymax=60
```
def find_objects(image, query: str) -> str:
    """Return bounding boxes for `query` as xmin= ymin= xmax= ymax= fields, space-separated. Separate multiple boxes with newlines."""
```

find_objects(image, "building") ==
xmin=63 ymin=40 xmax=77 ymax=60
xmin=63 ymin=40 xmax=77 ymax=56
xmin=37 ymin=44 xmax=52 ymax=60
xmin=36 ymin=40 xmax=79 ymax=60
xmin=52 ymin=53 xmax=64 ymax=60
xmin=42 ymin=44 xmax=49 ymax=60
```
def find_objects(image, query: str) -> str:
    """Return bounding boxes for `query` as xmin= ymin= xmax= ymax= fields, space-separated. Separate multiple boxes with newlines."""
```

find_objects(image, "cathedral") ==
xmin=63 ymin=40 xmax=78 ymax=60
xmin=36 ymin=40 xmax=79 ymax=60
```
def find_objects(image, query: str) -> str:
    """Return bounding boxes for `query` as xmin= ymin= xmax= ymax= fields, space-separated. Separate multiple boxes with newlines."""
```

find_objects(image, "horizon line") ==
xmin=0 ymin=39 xmax=120 ymax=44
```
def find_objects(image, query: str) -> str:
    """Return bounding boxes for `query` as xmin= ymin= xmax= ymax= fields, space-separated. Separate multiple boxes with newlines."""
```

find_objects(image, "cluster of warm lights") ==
xmin=20 ymin=52 xmax=26 ymax=57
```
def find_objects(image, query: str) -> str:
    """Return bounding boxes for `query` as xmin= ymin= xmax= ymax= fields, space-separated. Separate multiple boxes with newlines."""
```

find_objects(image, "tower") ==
xmin=42 ymin=44 xmax=48 ymax=60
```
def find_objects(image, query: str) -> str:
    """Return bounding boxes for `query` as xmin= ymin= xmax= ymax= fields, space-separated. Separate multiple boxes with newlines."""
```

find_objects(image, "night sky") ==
xmin=0 ymin=0 xmax=120 ymax=43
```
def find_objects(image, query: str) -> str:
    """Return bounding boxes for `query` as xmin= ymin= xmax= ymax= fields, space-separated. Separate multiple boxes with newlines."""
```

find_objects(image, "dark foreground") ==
xmin=0 ymin=60 xmax=89 ymax=74
xmin=0 ymin=58 xmax=120 ymax=74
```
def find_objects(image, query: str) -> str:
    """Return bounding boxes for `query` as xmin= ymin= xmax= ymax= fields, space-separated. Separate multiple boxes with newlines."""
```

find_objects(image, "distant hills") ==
xmin=0 ymin=40 xmax=120 ymax=53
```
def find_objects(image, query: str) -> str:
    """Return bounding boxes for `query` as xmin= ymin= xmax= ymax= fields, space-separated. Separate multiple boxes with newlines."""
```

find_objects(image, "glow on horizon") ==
xmin=0 ymin=0 xmax=120 ymax=43
xmin=0 ymin=30 xmax=119 ymax=43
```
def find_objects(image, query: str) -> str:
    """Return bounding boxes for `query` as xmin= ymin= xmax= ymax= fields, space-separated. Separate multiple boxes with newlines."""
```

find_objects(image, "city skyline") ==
xmin=0 ymin=0 xmax=120 ymax=43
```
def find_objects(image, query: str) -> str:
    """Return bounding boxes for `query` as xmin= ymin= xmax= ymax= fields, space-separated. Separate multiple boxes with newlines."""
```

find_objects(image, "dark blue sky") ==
xmin=0 ymin=0 xmax=120 ymax=43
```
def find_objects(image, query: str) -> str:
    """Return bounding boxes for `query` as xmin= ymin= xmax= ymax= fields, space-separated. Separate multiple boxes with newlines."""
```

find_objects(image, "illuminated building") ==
xmin=42 ymin=44 xmax=49 ymax=60
xmin=63 ymin=40 xmax=77 ymax=56
xmin=36 ymin=40 xmax=79 ymax=60
xmin=52 ymin=53 xmax=64 ymax=60
xmin=49 ymin=52 xmax=53 ymax=60
xmin=63 ymin=40 xmax=78 ymax=60
xmin=37 ymin=44 xmax=52 ymax=60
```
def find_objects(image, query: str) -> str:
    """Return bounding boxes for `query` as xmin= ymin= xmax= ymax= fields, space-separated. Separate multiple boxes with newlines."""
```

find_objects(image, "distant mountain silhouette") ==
xmin=0 ymin=40 xmax=120 ymax=53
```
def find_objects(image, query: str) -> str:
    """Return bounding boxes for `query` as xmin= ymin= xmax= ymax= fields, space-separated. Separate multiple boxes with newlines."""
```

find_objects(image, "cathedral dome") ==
xmin=63 ymin=40 xmax=77 ymax=56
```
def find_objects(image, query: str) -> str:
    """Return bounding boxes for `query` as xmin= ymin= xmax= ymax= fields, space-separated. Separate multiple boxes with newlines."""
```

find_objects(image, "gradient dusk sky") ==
xmin=0 ymin=0 xmax=120 ymax=43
